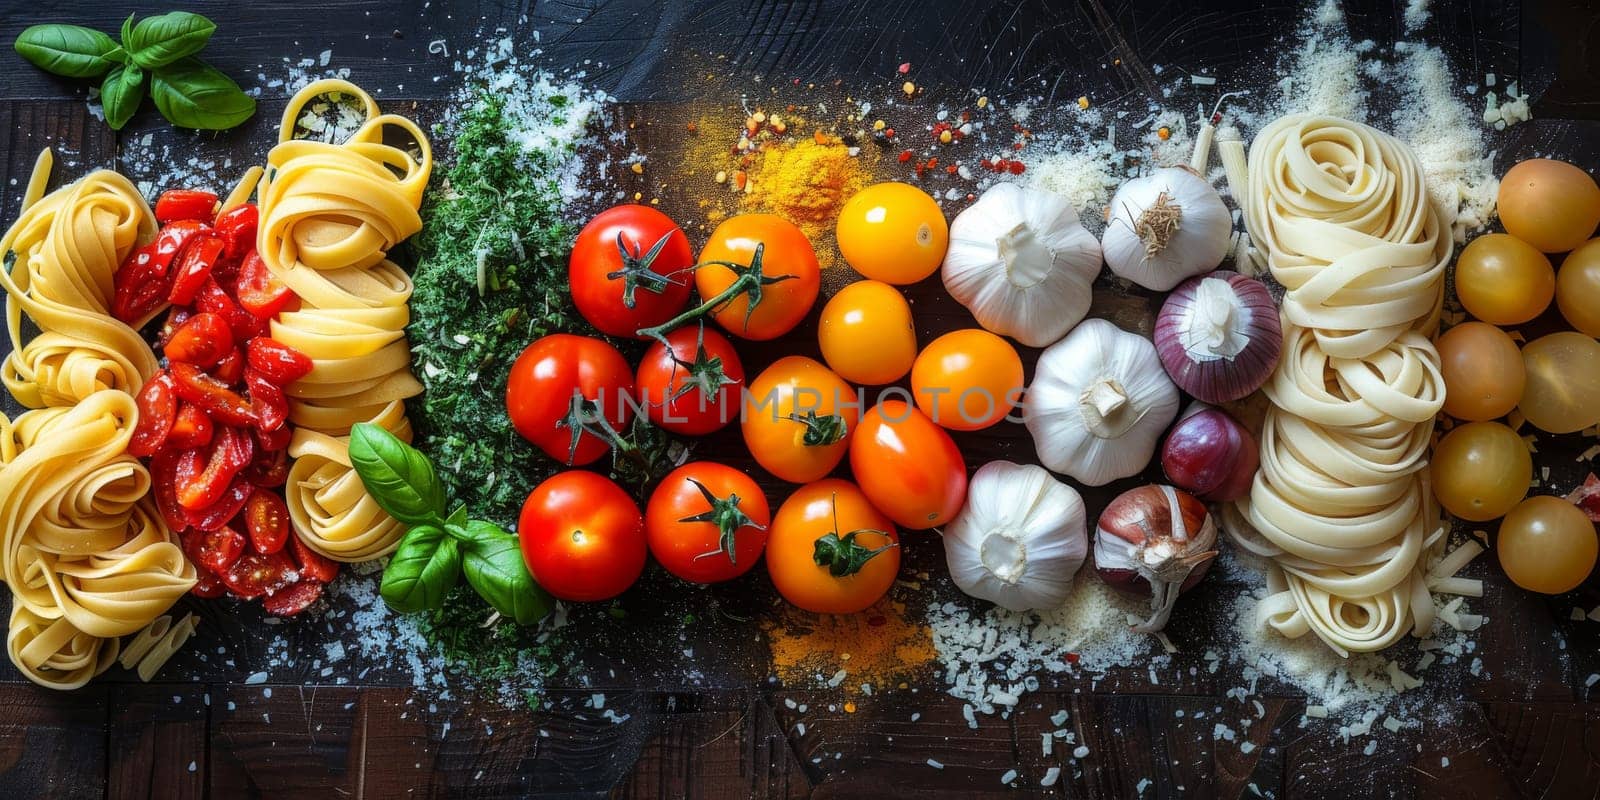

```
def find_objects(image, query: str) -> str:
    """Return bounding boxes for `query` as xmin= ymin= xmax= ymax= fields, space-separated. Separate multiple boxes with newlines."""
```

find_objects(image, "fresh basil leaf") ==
xmin=121 ymin=14 xmax=135 ymax=49
xmin=149 ymin=57 xmax=255 ymax=130
xmin=14 ymin=24 xmax=119 ymax=78
xmin=346 ymin=422 xmax=447 ymax=527
xmin=379 ymin=525 xmax=460 ymax=613
xmin=100 ymin=64 xmax=145 ymax=130
xmin=125 ymin=11 xmax=215 ymax=70
xmin=461 ymin=523 xmax=552 ymax=625
xmin=105 ymin=46 xmax=127 ymax=65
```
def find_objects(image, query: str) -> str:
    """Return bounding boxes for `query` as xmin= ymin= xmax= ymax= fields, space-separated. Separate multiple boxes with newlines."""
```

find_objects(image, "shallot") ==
xmin=1093 ymin=484 xmax=1217 ymax=633
xmin=1160 ymin=403 xmax=1258 ymax=502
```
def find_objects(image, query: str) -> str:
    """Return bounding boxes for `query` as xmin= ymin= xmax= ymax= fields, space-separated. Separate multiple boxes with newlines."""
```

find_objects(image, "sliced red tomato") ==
xmin=163 ymin=312 xmax=234 ymax=368
xmin=190 ymin=571 xmax=226 ymax=599
xmin=244 ymin=490 xmax=289 ymax=554
xmin=170 ymin=363 xmax=257 ymax=427
xmin=176 ymin=426 xmax=252 ymax=510
xmin=111 ymin=220 xmax=208 ymax=323
xmin=154 ymin=189 xmax=218 ymax=223
xmin=221 ymin=550 xmax=297 ymax=599
xmin=168 ymin=403 xmax=214 ymax=450
xmin=235 ymin=251 xmax=297 ymax=320
xmin=263 ymin=579 xmax=323 ymax=616
xmin=212 ymin=347 xmax=246 ymax=385
xmin=151 ymin=448 xmax=199 ymax=531
xmin=244 ymin=368 xmax=287 ymax=432
xmin=289 ymin=534 xmax=339 ymax=583
xmin=251 ymin=424 xmax=292 ymax=455
xmin=246 ymin=338 xmax=313 ymax=384
xmin=568 ymin=205 xmax=695 ymax=339
xmin=184 ymin=477 xmax=253 ymax=532
xmin=128 ymin=371 xmax=177 ymax=457
xmin=213 ymin=203 xmax=258 ymax=262
xmin=155 ymin=307 xmax=191 ymax=350
xmin=242 ymin=445 xmax=290 ymax=487
xmin=195 ymin=277 xmax=267 ymax=341
xmin=635 ymin=325 xmax=745 ymax=436
xmin=182 ymin=525 xmax=244 ymax=575
xmin=505 ymin=334 xmax=635 ymax=466
xmin=166 ymin=233 xmax=223 ymax=306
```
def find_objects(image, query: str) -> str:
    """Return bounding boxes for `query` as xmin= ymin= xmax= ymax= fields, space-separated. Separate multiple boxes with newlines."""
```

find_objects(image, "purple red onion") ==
xmin=1093 ymin=484 xmax=1217 ymax=633
xmin=1153 ymin=270 xmax=1280 ymax=404
xmin=1160 ymin=403 xmax=1259 ymax=502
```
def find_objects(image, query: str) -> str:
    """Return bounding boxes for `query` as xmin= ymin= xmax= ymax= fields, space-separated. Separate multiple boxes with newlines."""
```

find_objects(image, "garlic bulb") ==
xmin=943 ymin=460 xmax=1088 ymax=611
xmin=941 ymin=183 xmax=1102 ymax=348
xmin=1102 ymin=167 xmax=1232 ymax=291
xmin=1024 ymin=318 xmax=1179 ymax=486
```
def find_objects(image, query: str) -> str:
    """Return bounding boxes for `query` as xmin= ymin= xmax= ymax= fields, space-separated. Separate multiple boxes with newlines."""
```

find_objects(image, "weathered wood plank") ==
xmin=107 ymin=684 xmax=209 ymax=800
xmin=0 ymin=682 xmax=107 ymax=799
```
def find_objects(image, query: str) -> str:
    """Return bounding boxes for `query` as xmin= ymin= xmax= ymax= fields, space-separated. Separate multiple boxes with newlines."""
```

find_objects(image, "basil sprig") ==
xmin=348 ymin=423 xmax=553 ymax=624
xmin=12 ymin=11 xmax=253 ymax=131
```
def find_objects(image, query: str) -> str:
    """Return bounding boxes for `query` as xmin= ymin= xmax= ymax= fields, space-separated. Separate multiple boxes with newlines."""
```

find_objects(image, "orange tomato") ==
xmin=1454 ymin=233 xmax=1554 ymax=326
xmin=1555 ymin=238 xmax=1600 ymax=336
xmin=741 ymin=356 xmax=860 ymax=483
xmin=910 ymin=329 xmax=1024 ymax=431
xmin=835 ymin=182 xmax=949 ymax=284
xmin=767 ymin=479 xmax=900 ymax=614
xmin=817 ymin=280 xmax=917 ymax=385
xmin=849 ymin=400 xmax=968 ymax=528
xmin=1435 ymin=322 xmax=1525 ymax=422
xmin=1497 ymin=158 xmax=1600 ymax=253
xmin=695 ymin=214 xmax=820 ymax=340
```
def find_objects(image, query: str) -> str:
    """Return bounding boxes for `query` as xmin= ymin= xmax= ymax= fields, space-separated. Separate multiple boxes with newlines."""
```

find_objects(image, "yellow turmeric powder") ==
xmin=763 ymin=598 xmax=936 ymax=692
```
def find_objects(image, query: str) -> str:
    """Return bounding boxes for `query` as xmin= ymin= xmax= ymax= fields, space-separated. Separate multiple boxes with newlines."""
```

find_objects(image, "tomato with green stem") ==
xmin=518 ymin=470 xmax=647 ymax=602
xmin=639 ymin=214 xmax=820 ymax=343
xmin=766 ymin=479 xmax=900 ymax=614
xmin=635 ymin=324 xmax=745 ymax=436
xmin=645 ymin=462 xmax=770 ymax=584
xmin=741 ymin=356 xmax=859 ymax=483
xmin=569 ymin=204 xmax=695 ymax=339
xmin=506 ymin=334 xmax=637 ymax=466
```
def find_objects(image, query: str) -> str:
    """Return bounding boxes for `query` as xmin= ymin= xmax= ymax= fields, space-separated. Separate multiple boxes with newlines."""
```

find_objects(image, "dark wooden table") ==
xmin=2 ymin=1 xmax=1599 ymax=798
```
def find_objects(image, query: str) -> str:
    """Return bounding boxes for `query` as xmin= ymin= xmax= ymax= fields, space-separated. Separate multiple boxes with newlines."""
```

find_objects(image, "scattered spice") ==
xmin=766 ymin=599 xmax=936 ymax=692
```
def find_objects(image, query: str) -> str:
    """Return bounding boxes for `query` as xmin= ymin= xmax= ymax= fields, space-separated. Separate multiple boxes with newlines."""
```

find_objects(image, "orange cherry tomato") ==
xmin=849 ymin=400 xmax=968 ymax=529
xmin=741 ymin=356 xmax=860 ymax=483
xmin=1497 ymin=158 xmax=1600 ymax=254
xmin=1435 ymin=322 xmax=1525 ymax=422
xmin=1555 ymin=238 xmax=1600 ymax=337
xmin=767 ymin=479 xmax=900 ymax=614
xmin=695 ymin=214 xmax=820 ymax=341
xmin=1496 ymin=495 xmax=1598 ymax=594
xmin=1454 ymin=233 xmax=1554 ymax=326
xmin=518 ymin=471 xmax=646 ymax=602
xmin=645 ymin=462 xmax=770 ymax=584
xmin=835 ymin=182 xmax=950 ymax=285
xmin=910 ymin=329 xmax=1024 ymax=431
xmin=817 ymin=280 xmax=916 ymax=385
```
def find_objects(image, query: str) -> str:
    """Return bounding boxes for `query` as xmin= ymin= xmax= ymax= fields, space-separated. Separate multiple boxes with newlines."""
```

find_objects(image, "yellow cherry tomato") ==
xmin=1497 ymin=158 xmax=1600 ymax=254
xmin=1555 ymin=238 xmax=1600 ymax=337
xmin=1429 ymin=421 xmax=1531 ymax=521
xmin=1496 ymin=495 xmax=1598 ymax=594
xmin=817 ymin=280 xmax=917 ymax=385
xmin=835 ymin=181 xmax=949 ymax=285
xmin=1454 ymin=233 xmax=1554 ymax=325
xmin=910 ymin=329 xmax=1024 ymax=431
xmin=1519 ymin=331 xmax=1600 ymax=434
xmin=1435 ymin=322 xmax=1525 ymax=422
xmin=741 ymin=356 xmax=860 ymax=483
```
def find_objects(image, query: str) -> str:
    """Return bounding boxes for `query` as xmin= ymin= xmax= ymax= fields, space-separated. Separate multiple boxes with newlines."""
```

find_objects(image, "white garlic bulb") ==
xmin=941 ymin=183 xmax=1102 ymax=348
xmin=1024 ymin=318 xmax=1180 ymax=486
xmin=943 ymin=460 xmax=1088 ymax=611
xmin=1102 ymin=166 xmax=1232 ymax=291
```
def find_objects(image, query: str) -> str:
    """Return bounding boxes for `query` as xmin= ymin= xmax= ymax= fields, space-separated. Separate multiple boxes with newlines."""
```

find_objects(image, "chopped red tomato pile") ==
xmin=117 ymin=188 xmax=334 ymax=617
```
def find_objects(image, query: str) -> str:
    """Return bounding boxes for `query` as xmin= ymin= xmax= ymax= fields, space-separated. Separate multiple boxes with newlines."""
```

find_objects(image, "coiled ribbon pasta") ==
xmin=0 ymin=154 xmax=197 ymax=689
xmin=1226 ymin=114 xmax=1453 ymax=656
xmin=257 ymin=79 xmax=431 ymax=561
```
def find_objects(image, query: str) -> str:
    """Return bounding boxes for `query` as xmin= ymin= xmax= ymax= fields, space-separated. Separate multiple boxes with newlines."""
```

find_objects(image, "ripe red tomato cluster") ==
xmin=118 ymin=189 xmax=337 ymax=616
xmin=508 ymin=205 xmax=967 ymax=613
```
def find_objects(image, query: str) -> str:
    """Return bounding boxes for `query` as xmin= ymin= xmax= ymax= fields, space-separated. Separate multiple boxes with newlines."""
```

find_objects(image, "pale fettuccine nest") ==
xmin=0 ymin=158 xmax=196 ymax=688
xmin=1227 ymin=114 xmax=1458 ymax=656
xmin=257 ymin=79 xmax=431 ymax=562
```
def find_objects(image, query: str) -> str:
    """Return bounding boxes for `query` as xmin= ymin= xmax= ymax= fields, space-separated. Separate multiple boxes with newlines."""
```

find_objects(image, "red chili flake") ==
xmin=897 ymin=62 xmax=911 ymax=74
xmin=1013 ymin=141 xmax=1026 ymax=150
xmin=960 ymin=110 xmax=972 ymax=122
xmin=931 ymin=121 xmax=951 ymax=139
xmin=966 ymin=193 xmax=977 ymax=201
xmin=990 ymin=158 xmax=1010 ymax=172
xmin=884 ymin=127 xmax=896 ymax=138
xmin=1065 ymin=652 xmax=1081 ymax=664
xmin=945 ymin=164 xmax=958 ymax=175
xmin=898 ymin=150 xmax=913 ymax=163
xmin=925 ymin=157 xmax=939 ymax=169
xmin=1007 ymin=160 xmax=1026 ymax=175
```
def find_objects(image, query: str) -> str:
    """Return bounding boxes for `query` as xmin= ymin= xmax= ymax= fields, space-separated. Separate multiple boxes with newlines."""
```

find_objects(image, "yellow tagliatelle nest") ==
xmin=256 ymin=79 xmax=431 ymax=562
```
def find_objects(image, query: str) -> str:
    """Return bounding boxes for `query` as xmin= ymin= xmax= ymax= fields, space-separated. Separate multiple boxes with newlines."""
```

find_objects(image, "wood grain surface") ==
xmin=0 ymin=1 xmax=1598 ymax=798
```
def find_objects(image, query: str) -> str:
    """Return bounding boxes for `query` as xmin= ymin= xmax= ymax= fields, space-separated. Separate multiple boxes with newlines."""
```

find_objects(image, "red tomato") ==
xmin=167 ymin=402 xmax=214 ymax=450
xmin=518 ymin=471 xmax=647 ymax=602
xmin=221 ymin=550 xmax=297 ymax=599
xmin=246 ymin=338 xmax=313 ymax=384
xmin=645 ymin=462 xmax=770 ymax=584
xmin=191 ymin=571 xmax=226 ymax=599
xmin=263 ymin=579 xmax=323 ymax=616
xmin=129 ymin=371 xmax=177 ymax=457
xmin=176 ymin=425 xmax=252 ymax=510
xmin=163 ymin=312 xmax=235 ymax=368
xmin=166 ymin=233 xmax=222 ymax=306
xmin=183 ymin=525 xmax=245 ymax=575
xmin=212 ymin=347 xmax=246 ymax=385
xmin=569 ymin=205 xmax=695 ymax=339
xmin=213 ymin=203 xmax=258 ymax=262
xmin=849 ymin=400 xmax=968 ymax=529
xmin=244 ymin=490 xmax=290 ymax=554
xmin=506 ymin=334 xmax=636 ymax=466
xmin=153 ymin=189 xmax=218 ymax=223
xmin=290 ymin=533 xmax=340 ymax=583
xmin=183 ymin=477 xmax=253 ymax=532
xmin=233 ymin=252 xmax=297 ymax=320
xmin=635 ymin=325 xmax=745 ymax=436
xmin=244 ymin=368 xmax=288 ymax=432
